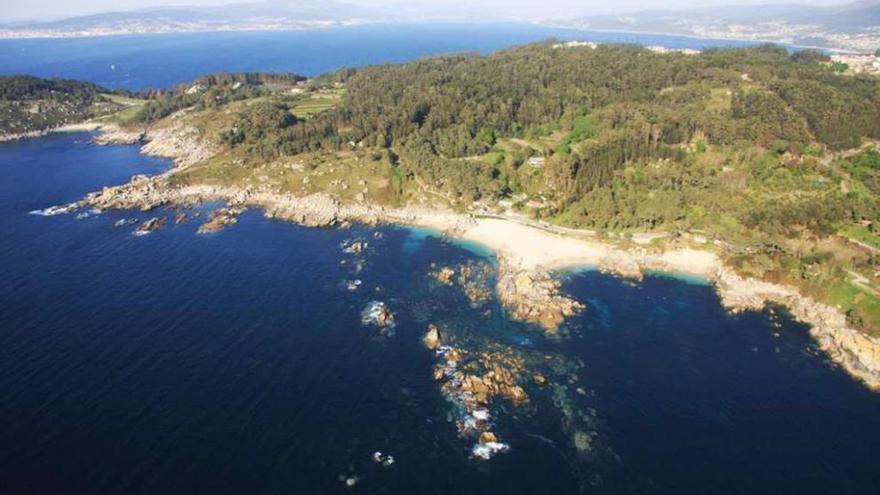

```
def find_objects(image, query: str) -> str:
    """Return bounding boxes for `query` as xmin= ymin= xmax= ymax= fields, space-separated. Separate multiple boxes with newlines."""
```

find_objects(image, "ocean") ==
xmin=0 ymin=22 xmax=762 ymax=90
xmin=1 ymin=24 xmax=879 ymax=495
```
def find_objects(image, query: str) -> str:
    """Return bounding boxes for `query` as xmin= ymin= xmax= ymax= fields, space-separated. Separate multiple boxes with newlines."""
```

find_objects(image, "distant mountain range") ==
xmin=546 ymin=0 xmax=880 ymax=52
xmin=1 ymin=0 xmax=879 ymax=53
xmin=0 ymin=1 xmax=380 ymax=38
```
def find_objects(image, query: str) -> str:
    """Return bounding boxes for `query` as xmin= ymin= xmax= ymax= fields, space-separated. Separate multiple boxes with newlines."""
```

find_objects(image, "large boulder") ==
xmin=479 ymin=431 xmax=498 ymax=444
xmin=423 ymin=324 xmax=442 ymax=350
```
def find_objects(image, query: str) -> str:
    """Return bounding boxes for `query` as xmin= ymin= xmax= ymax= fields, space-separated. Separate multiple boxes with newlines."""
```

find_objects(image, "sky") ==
xmin=0 ymin=0 xmax=855 ymax=22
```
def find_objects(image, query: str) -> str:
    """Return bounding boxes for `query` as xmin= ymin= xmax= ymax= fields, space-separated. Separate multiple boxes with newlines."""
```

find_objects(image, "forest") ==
xmin=183 ymin=42 xmax=880 ymax=331
xmin=0 ymin=75 xmax=115 ymax=135
xmin=199 ymin=43 xmax=879 ymax=235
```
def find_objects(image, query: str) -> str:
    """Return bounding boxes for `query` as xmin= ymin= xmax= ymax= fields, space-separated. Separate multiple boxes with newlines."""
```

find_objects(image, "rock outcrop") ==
xmin=86 ymin=175 xmax=172 ymax=212
xmin=433 ymin=266 xmax=455 ymax=285
xmin=93 ymin=125 xmax=145 ymax=145
xmin=135 ymin=216 xmax=164 ymax=235
xmin=361 ymin=301 xmax=394 ymax=328
xmin=496 ymin=261 xmax=584 ymax=333
xmin=430 ymin=346 xmax=526 ymax=460
xmin=93 ymin=121 xmax=211 ymax=167
xmin=478 ymin=431 xmax=498 ymax=444
xmin=715 ymin=267 xmax=880 ymax=390
xmin=423 ymin=324 xmax=442 ymax=350
xmin=198 ymin=207 xmax=244 ymax=234
xmin=140 ymin=125 xmax=211 ymax=167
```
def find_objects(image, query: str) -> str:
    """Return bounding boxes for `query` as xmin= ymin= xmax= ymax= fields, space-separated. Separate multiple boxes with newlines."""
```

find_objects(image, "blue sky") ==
xmin=1 ymin=0 xmax=855 ymax=22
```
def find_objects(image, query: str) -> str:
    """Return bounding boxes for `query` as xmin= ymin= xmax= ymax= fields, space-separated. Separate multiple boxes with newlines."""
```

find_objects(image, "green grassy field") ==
xmin=98 ymin=93 xmax=147 ymax=124
xmin=843 ymin=225 xmax=880 ymax=250
xmin=828 ymin=279 xmax=880 ymax=337
xmin=291 ymin=89 xmax=344 ymax=119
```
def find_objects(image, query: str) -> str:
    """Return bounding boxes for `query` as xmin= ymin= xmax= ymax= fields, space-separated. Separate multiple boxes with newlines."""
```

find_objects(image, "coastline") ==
xmin=0 ymin=21 xmax=859 ymax=54
xmin=533 ymin=22 xmax=867 ymax=54
xmin=78 ymin=141 xmax=880 ymax=391
xmin=13 ymin=119 xmax=872 ymax=391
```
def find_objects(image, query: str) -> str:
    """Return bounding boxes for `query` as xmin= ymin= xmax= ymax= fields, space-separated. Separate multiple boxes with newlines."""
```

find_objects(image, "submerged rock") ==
xmin=434 ymin=266 xmax=455 ymax=285
xmin=372 ymin=451 xmax=395 ymax=467
xmin=533 ymin=372 xmax=547 ymax=386
xmin=343 ymin=240 xmax=368 ymax=254
xmin=573 ymin=430 xmax=593 ymax=452
xmin=431 ymin=261 xmax=493 ymax=306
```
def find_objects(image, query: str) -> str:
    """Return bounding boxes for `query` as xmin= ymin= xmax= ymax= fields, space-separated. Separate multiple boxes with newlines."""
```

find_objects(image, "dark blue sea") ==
xmin=1 ymin=24 xmax=879 ymax=495
xmin=0 ymin=22 xmax=763 ymax=90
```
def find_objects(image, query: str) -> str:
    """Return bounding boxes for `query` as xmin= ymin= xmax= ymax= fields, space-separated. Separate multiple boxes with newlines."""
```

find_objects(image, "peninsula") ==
xmin=10 ymin=41 xmax=880 ymax=389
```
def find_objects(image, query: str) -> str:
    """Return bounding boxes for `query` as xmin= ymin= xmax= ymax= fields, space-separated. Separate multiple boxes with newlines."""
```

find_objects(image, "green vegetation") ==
xmin=194 ymin=43 xmax=880 ymax=206
xmin=290 ymin=88 xmax=344 ymax=118
xmin=8 ymin=43 xmax=880 ymax=334
xmin=130 ymin=72 xmax=307 ymax=124
xmin=0 ymin=75 xmax=121 ymax=135
xmin=196 ymin=43 xmax=880 ymax=334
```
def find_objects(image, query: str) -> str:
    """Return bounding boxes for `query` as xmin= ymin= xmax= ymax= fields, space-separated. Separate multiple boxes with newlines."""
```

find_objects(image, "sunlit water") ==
xmin=0 ymin=22 xmax=762 ymax=90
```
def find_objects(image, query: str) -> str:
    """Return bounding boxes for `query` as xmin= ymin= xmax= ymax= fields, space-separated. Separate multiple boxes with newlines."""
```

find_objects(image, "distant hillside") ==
xmin=548 ymin=0 xmax=880 ymax=52
xmin=0 ymin=76 xmax=120 ymax=137
xmin=0 ymin=0 xmax=378 ymax=38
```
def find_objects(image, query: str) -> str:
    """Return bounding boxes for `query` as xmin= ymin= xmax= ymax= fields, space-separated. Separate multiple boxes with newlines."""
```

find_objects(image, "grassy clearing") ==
xmin=95 ymin=93 xmax=148 ymax=124
xmin=828 ymin=279 xmax=880 ymax=337
xmin=291 ymin=89 xmax=344 ymax=119
xmin=843 ymin=225 xmax=880 ymax=250
xmin=114 ymin=105 xmax=145 ymax=123
xmin=706 ymin=87 xmax=733 ymax=112
xmin=101 ymin=93 xmax=146 ymax=106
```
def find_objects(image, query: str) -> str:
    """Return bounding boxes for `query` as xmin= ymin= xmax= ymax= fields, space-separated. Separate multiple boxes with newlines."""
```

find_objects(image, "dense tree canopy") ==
xmin=209 ymin=43 xmax=880 ymax=231
xmin=0 ymin=75 xmax=113 ymax=135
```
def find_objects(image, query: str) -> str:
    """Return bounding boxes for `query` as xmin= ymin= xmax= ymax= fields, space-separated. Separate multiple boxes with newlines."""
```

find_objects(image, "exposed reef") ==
xmin=496 ymin=262 xmax=585 ymax=334
xmin=197 ymin=207 xmax=244 ymax=234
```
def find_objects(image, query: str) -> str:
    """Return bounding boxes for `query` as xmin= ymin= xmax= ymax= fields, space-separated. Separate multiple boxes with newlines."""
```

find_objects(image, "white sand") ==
xmin=401 ymin=213 xmax=721 ymax=278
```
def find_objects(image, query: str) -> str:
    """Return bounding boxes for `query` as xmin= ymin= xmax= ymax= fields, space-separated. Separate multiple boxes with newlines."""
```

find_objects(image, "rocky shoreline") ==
xmin=77 ymin=171 xmax=880 ymax=391
xmin=58 ymin=127 xmax=880 ymax=392
xmin=93 ymin=121 xmax=212 ymax=167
